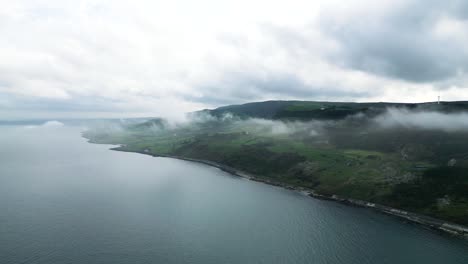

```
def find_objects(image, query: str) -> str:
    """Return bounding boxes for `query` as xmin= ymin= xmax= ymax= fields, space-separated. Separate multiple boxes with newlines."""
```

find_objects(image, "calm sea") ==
xmin=0 ymin=124 xmax=467 ymax=263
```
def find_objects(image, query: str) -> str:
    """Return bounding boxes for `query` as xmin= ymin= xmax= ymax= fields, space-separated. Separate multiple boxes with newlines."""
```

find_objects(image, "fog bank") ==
xmin=374 ymin=108 xmax=468 ymax=132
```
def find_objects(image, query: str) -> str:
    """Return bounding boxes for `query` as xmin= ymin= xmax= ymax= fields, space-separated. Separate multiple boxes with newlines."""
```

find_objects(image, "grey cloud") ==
xmin=320 ymin=0 xmax=468 ymax=83
xmin=4 ymin=0 xmax=468 ymax=120
xmin=0 ymin=92 xmax=127 ymax=113
xmin=187 ymin=71 xmax=375 ymax=107
xmin=444 ymin=0 xmax=468 ymax=19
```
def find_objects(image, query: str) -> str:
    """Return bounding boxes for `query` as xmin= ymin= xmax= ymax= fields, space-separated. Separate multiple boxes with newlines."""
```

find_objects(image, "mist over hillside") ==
xmin=84 ymin=100 xmax=468 ymax=225
xmin=87 ymin=100 xmax=468 ymax=166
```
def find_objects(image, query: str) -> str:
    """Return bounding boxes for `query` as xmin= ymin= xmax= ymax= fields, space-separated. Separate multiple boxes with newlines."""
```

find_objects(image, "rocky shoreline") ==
xmin=113 ymin=147 xmax=468 ymax=238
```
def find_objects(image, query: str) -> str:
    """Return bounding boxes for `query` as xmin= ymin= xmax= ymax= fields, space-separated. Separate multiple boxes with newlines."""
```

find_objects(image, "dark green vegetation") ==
xmin=84 ymin=101 xmax=468 ymax=225
xmin=206 ymin=100 xmax=468 ymax=119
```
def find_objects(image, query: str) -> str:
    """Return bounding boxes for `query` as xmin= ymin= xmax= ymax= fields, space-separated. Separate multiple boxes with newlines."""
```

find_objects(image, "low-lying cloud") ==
xmin=203 ymin=108 xmax=468 ymax=135
xmin=88 ymin=106 xmax=468 ymax=140
xmin=42 ymin=120 xmax=65 ymax=127
xmin=239 ymin=118 xmax=322 ymax=136
xmin=24 ymin=120 xmax=65 ymax=129
xmin=374 ymin=108 xmax=468 ymax=132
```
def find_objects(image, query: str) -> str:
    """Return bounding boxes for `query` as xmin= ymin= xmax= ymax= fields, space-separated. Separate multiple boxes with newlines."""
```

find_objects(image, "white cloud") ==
xmin=1 ymin=0 xmax=468 ymax=119
xmin=375 ymin=108 xmax=468 ymax=132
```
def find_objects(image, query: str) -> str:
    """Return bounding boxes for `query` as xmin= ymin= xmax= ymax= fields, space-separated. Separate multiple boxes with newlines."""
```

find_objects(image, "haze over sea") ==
xmin=0 ymin=123 xmax=467 ymax=264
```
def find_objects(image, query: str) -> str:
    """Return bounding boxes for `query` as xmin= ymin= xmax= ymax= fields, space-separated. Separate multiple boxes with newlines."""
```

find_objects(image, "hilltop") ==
xmin=202 ymin=100 xmax=468 ymax=120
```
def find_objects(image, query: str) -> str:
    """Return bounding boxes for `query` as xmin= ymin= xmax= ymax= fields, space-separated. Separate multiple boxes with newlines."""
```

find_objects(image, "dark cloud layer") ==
xmin=321 ymin=0 xmax=468 ymax=83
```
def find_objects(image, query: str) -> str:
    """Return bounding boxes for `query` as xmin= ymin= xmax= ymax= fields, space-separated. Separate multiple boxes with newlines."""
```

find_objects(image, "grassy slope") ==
xmin=84 ymin=101 xmax=468 ymax=225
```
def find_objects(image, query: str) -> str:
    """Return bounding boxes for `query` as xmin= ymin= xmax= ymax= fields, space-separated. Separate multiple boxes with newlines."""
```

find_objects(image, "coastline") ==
xmin=110 ymin=146 xmax=468 ymax=238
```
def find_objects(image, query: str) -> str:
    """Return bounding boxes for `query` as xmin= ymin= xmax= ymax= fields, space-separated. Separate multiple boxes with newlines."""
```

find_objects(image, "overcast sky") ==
xmin=1 ymin=0 xmax=468 ymax=120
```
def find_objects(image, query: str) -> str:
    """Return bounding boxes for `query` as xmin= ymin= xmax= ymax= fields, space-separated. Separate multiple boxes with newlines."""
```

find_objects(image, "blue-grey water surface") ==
xmin=0 ymin=124 xmax=467 ymax=264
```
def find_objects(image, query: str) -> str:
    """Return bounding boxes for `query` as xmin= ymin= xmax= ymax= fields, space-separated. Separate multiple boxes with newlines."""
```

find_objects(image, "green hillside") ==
xmin=84 ymin=100 xmax=468 ymax=225
xmin=204 ymin=100 xmax=468 ymax=120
